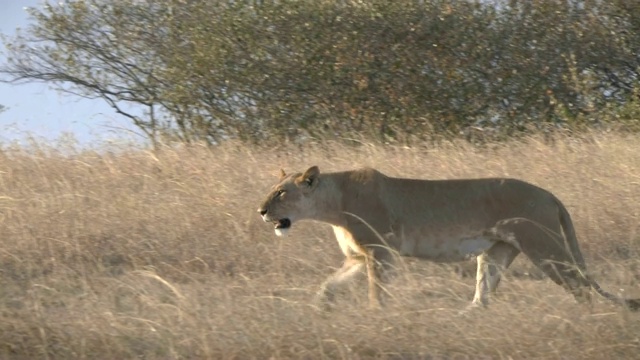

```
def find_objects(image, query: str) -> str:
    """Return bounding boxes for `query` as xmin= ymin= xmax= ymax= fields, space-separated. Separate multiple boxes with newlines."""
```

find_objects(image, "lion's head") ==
xmin=258 ymin=166 xmax=320 ymax=236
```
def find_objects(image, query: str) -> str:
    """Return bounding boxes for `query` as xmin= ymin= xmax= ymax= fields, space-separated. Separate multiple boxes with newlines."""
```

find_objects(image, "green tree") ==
xmin=1 ymin=0 xmax=639 ymax=145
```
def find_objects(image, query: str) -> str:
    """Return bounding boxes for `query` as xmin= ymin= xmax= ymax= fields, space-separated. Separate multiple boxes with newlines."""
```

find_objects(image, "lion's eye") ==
xmin=276 ymin=189 xmax=285 ymax=197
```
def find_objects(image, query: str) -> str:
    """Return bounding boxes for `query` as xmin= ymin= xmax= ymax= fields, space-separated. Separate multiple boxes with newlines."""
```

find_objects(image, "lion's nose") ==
xmin=258 ymin=208 xmax=267 ymax=216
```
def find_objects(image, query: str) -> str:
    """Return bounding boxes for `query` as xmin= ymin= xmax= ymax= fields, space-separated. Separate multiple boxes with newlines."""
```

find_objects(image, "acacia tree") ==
xmin=1 ymin=1 xmax=170 ymax=145
xmin=1 ymin=0 xmax=639 ymax=145
xmin=0 ymin=0 xmax=321 ymax=145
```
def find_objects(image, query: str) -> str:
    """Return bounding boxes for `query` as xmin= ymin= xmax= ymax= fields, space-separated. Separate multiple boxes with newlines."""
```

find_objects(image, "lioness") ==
xmin=258 ymin=166 xmax=640 ymax=311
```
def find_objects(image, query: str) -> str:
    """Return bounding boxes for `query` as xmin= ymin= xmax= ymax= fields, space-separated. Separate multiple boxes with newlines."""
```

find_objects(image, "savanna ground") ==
xmin=0 ymin=132 xmax=639 ymax=359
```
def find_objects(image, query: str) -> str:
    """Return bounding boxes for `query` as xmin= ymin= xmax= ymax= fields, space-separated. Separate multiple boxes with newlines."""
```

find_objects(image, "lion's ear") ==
xmin=298 ymin=166 xmax=320 ymax=187
xmin=279 ymin=169 xmax=287 ymax=180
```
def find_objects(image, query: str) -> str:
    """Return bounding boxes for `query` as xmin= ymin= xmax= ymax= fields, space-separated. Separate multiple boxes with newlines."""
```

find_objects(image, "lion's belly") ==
xmin=398 ymin=233 xmax=495 ymax=262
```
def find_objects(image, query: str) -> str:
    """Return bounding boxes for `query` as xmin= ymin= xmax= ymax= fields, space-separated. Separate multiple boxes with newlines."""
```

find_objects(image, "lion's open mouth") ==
xmin=274 ymin=218 xmax=291 ymax=230
xmin=273 ymin=218 xmax=292 ymax=237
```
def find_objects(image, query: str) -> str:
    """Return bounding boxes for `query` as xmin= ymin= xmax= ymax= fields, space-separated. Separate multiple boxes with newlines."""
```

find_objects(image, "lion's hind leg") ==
xmin=496 ymin=218 xmax=593 ymax=305
xmin=471 ymin=241 xmax=521 ymax=307
xmin=537 ymin=259 xmax=593 ymax=304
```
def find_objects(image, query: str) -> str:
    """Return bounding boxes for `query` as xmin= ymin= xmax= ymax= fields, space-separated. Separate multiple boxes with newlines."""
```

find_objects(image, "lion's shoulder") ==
xmin=335 ymin=167 xmax=385 ymax=187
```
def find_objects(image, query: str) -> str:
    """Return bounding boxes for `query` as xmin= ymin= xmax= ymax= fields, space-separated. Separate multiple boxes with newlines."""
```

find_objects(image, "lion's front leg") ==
xmin=315 ymin=256 xmax=370 ymax=310
xmin=364 ymin=249 xmax=382 ymax=309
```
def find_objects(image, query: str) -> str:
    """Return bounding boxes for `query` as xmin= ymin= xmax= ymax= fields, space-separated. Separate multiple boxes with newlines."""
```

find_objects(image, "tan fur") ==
xmin=258 ymin=166 xmax=640 ymax=311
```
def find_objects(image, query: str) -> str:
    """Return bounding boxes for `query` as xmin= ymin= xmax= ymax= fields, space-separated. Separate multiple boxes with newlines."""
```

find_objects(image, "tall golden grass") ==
xmin=0 ymin=132 xmax=639 ymax=359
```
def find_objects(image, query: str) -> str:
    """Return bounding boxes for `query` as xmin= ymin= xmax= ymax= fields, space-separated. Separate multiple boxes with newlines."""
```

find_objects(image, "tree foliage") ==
xmin=1 ymin=0 xmax=639 ymax=145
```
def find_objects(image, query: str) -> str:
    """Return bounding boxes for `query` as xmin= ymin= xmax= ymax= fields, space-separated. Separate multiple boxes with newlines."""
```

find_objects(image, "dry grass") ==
xmin=0 ymin=132 xmax=639 ymax=359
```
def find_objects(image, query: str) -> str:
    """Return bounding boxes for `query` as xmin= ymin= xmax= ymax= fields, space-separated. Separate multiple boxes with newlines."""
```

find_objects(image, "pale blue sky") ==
xmin=0 ymin=0 xmax=141 ymax=147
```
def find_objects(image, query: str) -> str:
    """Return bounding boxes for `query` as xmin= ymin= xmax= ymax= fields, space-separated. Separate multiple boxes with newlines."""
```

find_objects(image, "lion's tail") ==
xmin=590 ymin=280 xmax=640 ymax=311
xmin=557 ymin=198 xmax=640 ymax=311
